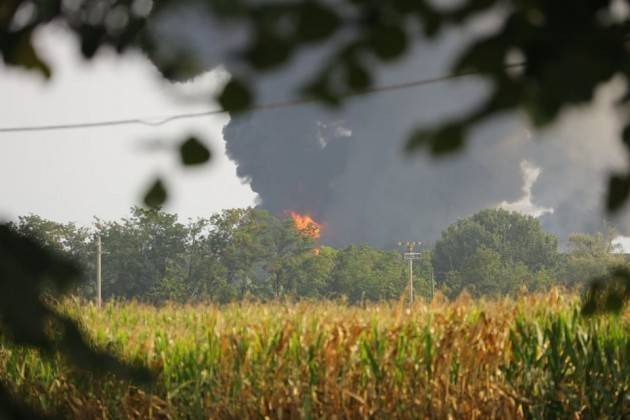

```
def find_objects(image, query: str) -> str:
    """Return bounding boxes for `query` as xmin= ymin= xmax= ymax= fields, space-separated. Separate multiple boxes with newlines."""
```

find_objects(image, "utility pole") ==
xmin=96 ymin=236 xmax=102 ymax=308
xmin=408 ymin=255 xmax=414 ymax=304
xmin=430 ymin=266 xmax=435 ymax=301
xmin=398 ymin=241 xmax=421 ymax=306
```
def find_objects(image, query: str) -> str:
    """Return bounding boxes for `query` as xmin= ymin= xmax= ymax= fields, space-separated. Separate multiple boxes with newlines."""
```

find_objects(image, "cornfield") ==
xmin=1 ymin=291 xmax=628 ymax=419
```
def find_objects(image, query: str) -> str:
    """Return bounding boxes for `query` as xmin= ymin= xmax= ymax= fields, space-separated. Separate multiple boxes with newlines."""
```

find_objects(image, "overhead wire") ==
xmin=0 ymin=62 xmax=526 ymax=134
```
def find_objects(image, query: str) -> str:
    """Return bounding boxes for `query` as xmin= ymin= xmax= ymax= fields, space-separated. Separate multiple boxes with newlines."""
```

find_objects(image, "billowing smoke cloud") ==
xmin=499 ymin=161 xmax=553 ymax=218
xmin=156 ymin=7 xmax=628 ymax=248
xmin=223 ymin=53 xmax=626 ymax=247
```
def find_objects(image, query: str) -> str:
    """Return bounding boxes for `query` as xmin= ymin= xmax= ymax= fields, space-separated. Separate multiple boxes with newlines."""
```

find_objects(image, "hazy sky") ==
xmin=0 ymin=25 xmax=257 ymax=225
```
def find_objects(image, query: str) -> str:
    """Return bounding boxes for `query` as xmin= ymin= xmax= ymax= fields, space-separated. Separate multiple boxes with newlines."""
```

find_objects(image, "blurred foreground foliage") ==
xmin=0 ymin=1 xmax=629 ymax=416
xmin=0 ymin=226 xmax=153 ymax=419
xmin=581 ymin=267 xmax=630 ymax=316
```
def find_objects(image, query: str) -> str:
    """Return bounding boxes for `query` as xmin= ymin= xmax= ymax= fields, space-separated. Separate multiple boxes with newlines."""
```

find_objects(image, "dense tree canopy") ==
xmin=561 ymin=227 xmax=627 ymax=286
xmin=433 ymin=208 xmax=560 ymax=296
xmin=12 ymin=207 xmax=626 ymax=305
xmin=9 ymin=208 xmax=430 ymax=304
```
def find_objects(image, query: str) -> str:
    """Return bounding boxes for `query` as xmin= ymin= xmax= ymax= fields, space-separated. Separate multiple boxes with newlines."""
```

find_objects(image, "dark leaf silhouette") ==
xmin=180 ymin=137 xmax=212 ymax=166
xmin=606 ymin=174 xmax=630 ymax=213
xmin=244 ymin=36 xmax=293 ymax=70
xmin=407 ymin=124 xmax=466 ymax=156
xmin=218 ymin=78 xmax=253 ymax=113
xmin=302 ymin=76 xmax=342 ymax=106
xmin=368 ymin=25 xmax=408 ymax=61
xmin=346 ymin=60 xmax=372 ymax=91
xmin=0 ymin=382 xmax=50 ymax=420
xmin=144 ymin=178 xmax=167 ymax=208
xmin=0 ymin=225 xmax=154 ymax=417
xmin=297 ymin=3 xmax=340 ymax=43
xmin=0 ymin=32 xmax=51 ymax=78
xmin=581 ymin=267 xmax=630 ymax=316
xmin=622 ymin=124 xmax=630 ymax=150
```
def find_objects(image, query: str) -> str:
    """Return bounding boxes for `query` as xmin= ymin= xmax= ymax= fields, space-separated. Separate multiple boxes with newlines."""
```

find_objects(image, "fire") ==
xmin=287 ymin=211 xmax=323 ymax=239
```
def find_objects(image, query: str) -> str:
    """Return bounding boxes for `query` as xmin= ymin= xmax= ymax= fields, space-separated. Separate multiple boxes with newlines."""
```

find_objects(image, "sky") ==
xmin=0 ymin=25 xmax=257 ymax=225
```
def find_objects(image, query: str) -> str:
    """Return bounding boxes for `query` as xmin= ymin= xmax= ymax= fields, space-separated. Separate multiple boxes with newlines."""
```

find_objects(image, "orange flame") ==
xmin=287 ymin=211 xmax=323 ymax=240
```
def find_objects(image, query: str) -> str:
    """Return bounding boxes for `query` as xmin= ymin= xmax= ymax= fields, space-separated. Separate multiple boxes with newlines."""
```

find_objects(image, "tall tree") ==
xmin=205 ymin=208 xmax=271 ymax=299
xmin=9 ymin=214 xmax=95 ymax=295
xmin=562 ymin=228 xmax=627 ymax=286
xmin=433 ymin=208 xmax=559 ymax=296
xmin=95 ymin=207 xmax=187 ymax=300
xmin=284 ymin=246 xmax=338 ymax=298
xmin=328 ymin=245 xmax=406 ymax=303
xmin=260 ymin=213 xmax=319 ymax=298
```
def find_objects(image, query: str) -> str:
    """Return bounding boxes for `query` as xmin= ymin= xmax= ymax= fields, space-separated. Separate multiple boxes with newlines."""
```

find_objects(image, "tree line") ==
xmin=8 ymin=208 xmax=627 ymax=304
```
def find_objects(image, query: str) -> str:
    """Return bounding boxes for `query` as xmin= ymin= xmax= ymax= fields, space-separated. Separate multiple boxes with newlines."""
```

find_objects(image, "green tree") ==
xmin=9 ymin=214 xmax=95 ymax=296
xmin=256 ymin=212 xmax=315 ymax=298
xmin=288 ymin=246 xmax=338 ymax=298
xmin=179 ymin=217 xmax=230 ymax=302
xmin=561 ymin=229 xmax=627 ymax=286
xmin=204 ymin=208 xmax=272 ymax=299
xmin=412 ymin=249 xmax=437 ymax=300
xmin=433 ymin=209 xmax=559 ymax=297
xmin=328 ymin=245 xmax=406 ymax=303
xmin=95 ymin=207 xmax=187 ymax=300
xmin=0 ymin=224 xmax=152 ymax=418
xmin=452 ymin=246 xmax=533 ymax=296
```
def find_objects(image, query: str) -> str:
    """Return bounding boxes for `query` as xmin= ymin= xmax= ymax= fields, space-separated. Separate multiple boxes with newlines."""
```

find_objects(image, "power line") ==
xmin=0 ymin=62 xmax=525 ymax=134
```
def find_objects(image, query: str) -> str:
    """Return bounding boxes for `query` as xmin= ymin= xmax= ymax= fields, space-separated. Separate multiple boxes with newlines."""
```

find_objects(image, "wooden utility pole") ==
xmin=96 ymin=236 xmax=102 ymax=308
xmin=408 ymin=256 xmax=414 ymax=304
xmin=398 ymin=241 xmax=421 ymax=306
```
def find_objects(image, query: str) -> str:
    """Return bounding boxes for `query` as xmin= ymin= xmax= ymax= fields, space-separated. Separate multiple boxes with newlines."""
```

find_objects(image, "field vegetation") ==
xmin=1 ymin=292 xmax=627 ymax=419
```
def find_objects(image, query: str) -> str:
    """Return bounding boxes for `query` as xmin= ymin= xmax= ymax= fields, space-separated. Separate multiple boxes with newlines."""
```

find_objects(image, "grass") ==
xmin=1 ymin=291 xmax=628 ymax=419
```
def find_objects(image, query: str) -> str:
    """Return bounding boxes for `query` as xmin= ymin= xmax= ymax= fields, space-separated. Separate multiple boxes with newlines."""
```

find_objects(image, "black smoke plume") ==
xmin=156 ymin=8 xmax=627 ymax=247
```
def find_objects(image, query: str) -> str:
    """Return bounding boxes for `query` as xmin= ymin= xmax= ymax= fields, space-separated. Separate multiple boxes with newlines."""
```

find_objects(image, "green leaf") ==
xmin=368 ymin=25 xmax=408 ymax=61
xmin=302 ymin=77 xmax=341 ymax=106
xmin=606 ymin=174 xmax=630 ymax=213
xmin=144 ymin=178 xmax=167 ymax=208
xmin=407 ymin=124 xmax=465 ymax=156
xmin=3 ymin=32 xmax=51 ymax=79
xmin=622 ymin=124 xmax=630 ymax=150
xmin=243 ymin=36 xmax=292 ymax=70
xmin=581 ymin=268 xmax=630 ymax=316
xmin=179 ymin=137 xmax=212 ymax=166
xmin=218 ymin=78 xmax=253 ymax=113
xmin=345 ymin=60 xmax=372 ymax=91
xmin=297 ymin=3 xmax=340 ymax=42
